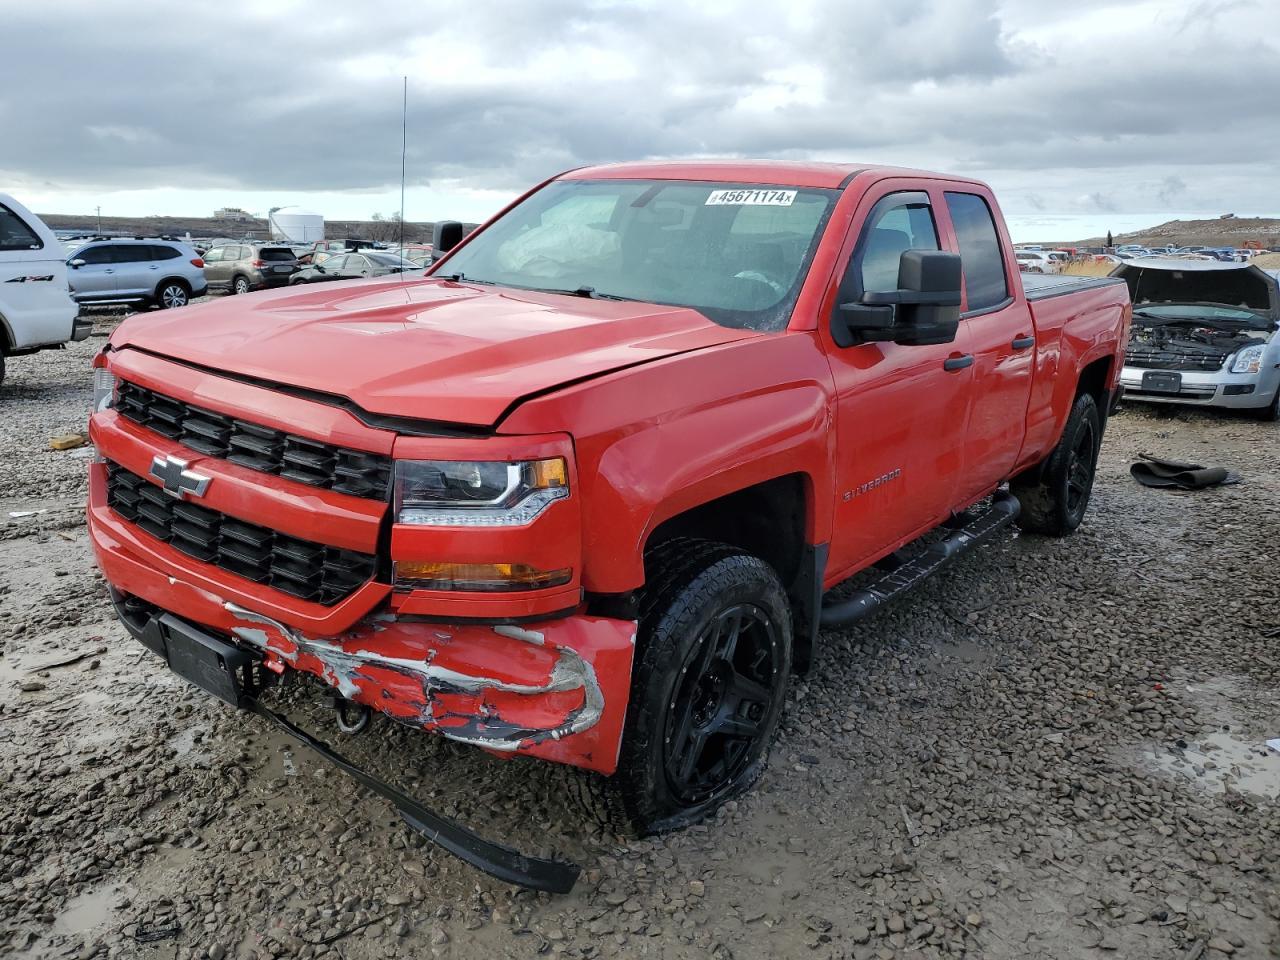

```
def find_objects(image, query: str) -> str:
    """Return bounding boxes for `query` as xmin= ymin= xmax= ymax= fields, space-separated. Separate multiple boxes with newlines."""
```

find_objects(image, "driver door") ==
xmin=822 ymin=186 xmax=976 ymax=581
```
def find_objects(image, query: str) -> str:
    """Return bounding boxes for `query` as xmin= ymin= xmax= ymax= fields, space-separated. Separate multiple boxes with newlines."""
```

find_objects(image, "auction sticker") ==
xmin=705 ymin=188 xmax=796 ymax=206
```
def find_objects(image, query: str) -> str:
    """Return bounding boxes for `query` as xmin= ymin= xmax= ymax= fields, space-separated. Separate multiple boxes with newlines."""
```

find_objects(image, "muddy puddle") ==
xmin=1133 ymin=676 xmax=1280 ymax=799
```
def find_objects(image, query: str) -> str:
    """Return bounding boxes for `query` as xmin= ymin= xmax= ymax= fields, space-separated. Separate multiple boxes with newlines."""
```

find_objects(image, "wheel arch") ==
xmin=153 ymin=276 xmax=191 ymax=298
xmin=637 ymin=473 xmax=824 ymax=674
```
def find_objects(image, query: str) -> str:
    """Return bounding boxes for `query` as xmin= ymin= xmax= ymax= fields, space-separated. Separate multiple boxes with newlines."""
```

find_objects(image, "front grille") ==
xmin=115 ymin=380 xmax=392 ymax=500
xmin=106 ymin=461 xmax=377 ymax=605
xmin=1125 ymin=349 xmax=1228 ymax=372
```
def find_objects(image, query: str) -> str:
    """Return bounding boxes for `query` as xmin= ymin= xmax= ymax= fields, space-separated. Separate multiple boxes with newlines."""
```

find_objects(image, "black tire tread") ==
xmin=560 ymin=538 xmax=789 ymax=838
xmin=1012 ymin=391 xmax=1100 ymax=536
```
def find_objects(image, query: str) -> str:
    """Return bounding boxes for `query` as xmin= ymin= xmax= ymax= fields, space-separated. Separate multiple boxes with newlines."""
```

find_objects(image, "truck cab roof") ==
xmin=561 ymin=160 xmax=982 ymax=190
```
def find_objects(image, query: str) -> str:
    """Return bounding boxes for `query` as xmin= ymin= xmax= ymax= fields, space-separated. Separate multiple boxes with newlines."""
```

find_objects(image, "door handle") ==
xmin=943 ymin=354 xmax=974 ymax=371
xmin=104 ymin=269 xmax=114 ymax=274
xmin=1011 ymin=335 xmax=1035 ymax=350
xmin=149 ymin=265 xmax=159 ymax=270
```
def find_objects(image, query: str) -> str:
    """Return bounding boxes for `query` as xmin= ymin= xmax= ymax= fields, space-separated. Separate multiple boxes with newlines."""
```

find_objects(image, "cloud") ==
xmin=2 ymin=0 xmax=1277 ymax=220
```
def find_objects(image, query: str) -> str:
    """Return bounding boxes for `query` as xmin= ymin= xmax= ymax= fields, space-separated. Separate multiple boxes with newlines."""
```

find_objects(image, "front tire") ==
xmin=1012 ymin=391 xmax=1102 ymax=536
xmin=611 ymin=539 xmax=792 ymax=834
xmin=156 ymin=280 xmax=190 ymax=309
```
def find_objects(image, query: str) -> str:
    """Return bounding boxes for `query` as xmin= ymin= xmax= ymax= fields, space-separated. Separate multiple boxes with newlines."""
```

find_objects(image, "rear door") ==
xmin=939 ymin=190 xmax=1034 ymax=502
xmin=112 ymin=244 xmax=155 ymax=298
xmin=822 ymin=184 xmax=976 ymax=579
xmin=70 ymin=244 xmax=118 ymax=299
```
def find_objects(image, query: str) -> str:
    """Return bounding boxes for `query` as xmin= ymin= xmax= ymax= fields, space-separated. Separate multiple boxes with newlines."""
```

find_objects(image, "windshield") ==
xmin=437 ymin=179 xmax=840 ymax=331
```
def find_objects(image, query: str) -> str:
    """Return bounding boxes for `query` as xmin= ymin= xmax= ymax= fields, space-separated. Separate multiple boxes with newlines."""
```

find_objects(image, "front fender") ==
xmin=500 ymin=332 xmax=838 ymax=594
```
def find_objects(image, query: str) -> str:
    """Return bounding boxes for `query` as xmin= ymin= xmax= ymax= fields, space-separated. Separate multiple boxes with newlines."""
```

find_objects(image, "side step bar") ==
xmin=819 ymin=490 xmax=1020 ymax=629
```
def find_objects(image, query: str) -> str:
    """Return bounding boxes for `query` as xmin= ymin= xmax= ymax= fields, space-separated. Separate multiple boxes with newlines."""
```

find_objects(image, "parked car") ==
xmin=289 ymin=251 xmax=419 ymax=284
xmin=203 ymin=243 xmax=300 ymax=295
xmin=1015 ymin=250 xmax=1058 ymax=273
xmin=66 ymin=238 xmax=207 ymax=310
xmin=388 ymin=244 xmax=434 ymax=266
xmin=1116 ymin=259 xmax=1280 ymax=419
xmin=0 ymin=193 xmax=86 ymax=386
xmin=88 ymin=160 xmax=1129 ymax=890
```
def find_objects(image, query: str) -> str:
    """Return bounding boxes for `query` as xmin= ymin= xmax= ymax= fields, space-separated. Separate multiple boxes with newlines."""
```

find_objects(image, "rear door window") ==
xmin=0 ymin=203 xmax=42 ymax=250
xmin=944 ymin=192 xmax=1009 ymax=312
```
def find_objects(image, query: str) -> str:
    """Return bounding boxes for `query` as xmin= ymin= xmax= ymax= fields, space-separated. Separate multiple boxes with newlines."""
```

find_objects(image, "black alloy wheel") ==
xmin=1064 ymin=415 xmax=1098 ymax=518
xmin=664 ymin=602 xmax=783 ymax=806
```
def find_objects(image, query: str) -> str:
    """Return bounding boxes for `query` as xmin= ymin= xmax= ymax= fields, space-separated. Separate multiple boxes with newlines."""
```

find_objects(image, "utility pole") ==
xmin=96 ymin=206 xmax=102 ymax=233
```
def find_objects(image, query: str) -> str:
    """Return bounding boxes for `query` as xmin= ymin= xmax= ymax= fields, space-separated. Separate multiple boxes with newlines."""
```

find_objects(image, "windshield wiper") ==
xmin=541 ymin=285 xmax=635 ymax=302
xmin=436 ymin=271 xmax=495 ymax=285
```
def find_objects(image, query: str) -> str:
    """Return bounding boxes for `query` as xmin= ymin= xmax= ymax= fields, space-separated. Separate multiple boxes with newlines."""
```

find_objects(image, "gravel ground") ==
xmin=1 ymin=323 xmax=1277 ymax=960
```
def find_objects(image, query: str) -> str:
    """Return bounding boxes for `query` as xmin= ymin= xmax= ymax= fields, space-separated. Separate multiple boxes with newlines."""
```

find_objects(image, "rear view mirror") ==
xmin=832 ymin=250 xmax=962 ymax=348
xmin=432 ymin=221 xmax=464 ymax=259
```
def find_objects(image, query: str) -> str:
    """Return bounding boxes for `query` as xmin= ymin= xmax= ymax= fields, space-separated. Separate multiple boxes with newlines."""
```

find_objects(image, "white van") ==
xmin=0 ymin=194 xmax=87 ymax=386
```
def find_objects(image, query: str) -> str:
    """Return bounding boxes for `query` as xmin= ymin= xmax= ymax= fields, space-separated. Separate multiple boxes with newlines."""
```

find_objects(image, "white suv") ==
xmin=67 ymin=238 xmax=208 ymax=310
xmin=0 ymin=193 xmax=85 ymax=387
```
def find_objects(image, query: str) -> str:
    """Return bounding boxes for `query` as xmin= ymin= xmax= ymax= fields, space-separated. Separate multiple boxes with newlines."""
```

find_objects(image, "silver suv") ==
xmin=67 ymin=238 xmax=208 ymax=309
xmin=202 ymin=243 xmax=300 ymax=295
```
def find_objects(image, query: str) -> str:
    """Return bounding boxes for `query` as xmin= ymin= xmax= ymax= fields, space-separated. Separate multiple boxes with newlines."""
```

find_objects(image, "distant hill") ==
xmin=1071 ymin=216 xmax=1280 ymax=250
xmin=39 ymin=212 xmax=439 ymax=244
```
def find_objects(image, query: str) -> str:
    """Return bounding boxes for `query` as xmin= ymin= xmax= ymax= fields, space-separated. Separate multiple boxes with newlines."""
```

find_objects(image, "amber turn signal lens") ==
xmin=393 ymin=561 xmax=572 ymax=592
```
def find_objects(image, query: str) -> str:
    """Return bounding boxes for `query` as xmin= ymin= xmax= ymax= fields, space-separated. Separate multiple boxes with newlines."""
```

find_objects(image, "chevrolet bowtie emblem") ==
xmin=149 ymin=455 xmax=211 ymax=500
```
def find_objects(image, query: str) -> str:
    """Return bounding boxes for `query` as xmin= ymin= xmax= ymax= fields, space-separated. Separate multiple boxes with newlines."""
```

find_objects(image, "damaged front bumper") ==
xmin=88 ymin=462 xmax=639 ymax=890
xmin=87 ymin=466 xmax=636 ymax=775
xmin=110 ymin=601 xmax=581 ymax=892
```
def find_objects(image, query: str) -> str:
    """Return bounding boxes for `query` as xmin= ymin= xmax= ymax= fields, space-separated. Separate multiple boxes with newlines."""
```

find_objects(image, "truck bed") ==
xmin=1020 ymin=273 xmax=1125 ymax=301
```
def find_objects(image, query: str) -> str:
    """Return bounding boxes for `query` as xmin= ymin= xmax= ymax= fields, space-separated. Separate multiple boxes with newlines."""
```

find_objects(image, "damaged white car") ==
xmin=1115 ymin=259 xmax=1280 ymax=420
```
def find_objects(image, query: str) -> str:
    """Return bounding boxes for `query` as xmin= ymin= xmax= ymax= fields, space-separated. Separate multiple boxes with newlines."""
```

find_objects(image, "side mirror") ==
xmin=832 ymin=250 xmax=962 ymax=348
xmin=69 ymin=258 xmax=86 ymax=268
xmin=432 ymin=221 xmax=464 ymax=259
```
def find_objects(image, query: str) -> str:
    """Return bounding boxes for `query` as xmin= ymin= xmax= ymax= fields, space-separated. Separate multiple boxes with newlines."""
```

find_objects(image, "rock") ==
xmin=887 ymin=914 xmax=905 ymax=934
xmin=18 ymin=680 xmax=46 ymax=693
xmin=1207 ymin=939 xmax=1235 ymax=955
xmin=850 ymin=924 xmax=871 ymax=944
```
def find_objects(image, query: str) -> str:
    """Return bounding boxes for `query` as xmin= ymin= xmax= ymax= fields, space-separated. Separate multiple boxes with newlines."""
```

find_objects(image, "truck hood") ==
xmin=110 ymin=277 xmax=757 ymax=427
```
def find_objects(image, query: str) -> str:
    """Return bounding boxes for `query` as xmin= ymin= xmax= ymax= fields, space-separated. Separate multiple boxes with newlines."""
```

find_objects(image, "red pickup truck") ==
xmin=87 ymin=161 xmax=1129 ymax=890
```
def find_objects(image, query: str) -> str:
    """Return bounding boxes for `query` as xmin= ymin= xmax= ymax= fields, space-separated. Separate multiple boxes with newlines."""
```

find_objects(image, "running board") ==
xmin=819 ymin=490 xmax=1020 ymax=629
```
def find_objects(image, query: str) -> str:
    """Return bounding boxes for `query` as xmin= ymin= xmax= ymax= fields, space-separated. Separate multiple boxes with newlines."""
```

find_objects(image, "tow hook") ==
xmin=333 ymin=697 xmax=371 ymax=735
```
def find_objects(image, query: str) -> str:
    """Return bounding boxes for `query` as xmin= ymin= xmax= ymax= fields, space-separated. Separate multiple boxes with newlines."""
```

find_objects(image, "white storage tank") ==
xmin=269 ymin=207 xmax=325 ymax=243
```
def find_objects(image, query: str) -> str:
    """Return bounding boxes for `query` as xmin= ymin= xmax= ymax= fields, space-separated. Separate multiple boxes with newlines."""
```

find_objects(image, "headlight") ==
xmin=394 ymin=458 xmax=568 ymax=526
xmin=1230 ymin=345 xmax=1265 ymax=375
xmin=93 ymin=367 xmax=117 ymax=413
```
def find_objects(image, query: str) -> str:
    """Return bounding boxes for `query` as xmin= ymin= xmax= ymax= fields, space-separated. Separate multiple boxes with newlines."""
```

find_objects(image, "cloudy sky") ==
xmin=3 ymin=0 xmax=1277 ymax=240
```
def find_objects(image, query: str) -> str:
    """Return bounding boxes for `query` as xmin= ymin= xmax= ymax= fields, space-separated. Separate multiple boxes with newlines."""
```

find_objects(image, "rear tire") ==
xmin=232 ymin=275 xmax=251 ymax=296
xmin=155 ymin=280 xmax=190 ymax=309
xmin=592 ymin=539 xmax=793 ymax=836
xmin=1012 ymin=391 xmax=1102 ymax=536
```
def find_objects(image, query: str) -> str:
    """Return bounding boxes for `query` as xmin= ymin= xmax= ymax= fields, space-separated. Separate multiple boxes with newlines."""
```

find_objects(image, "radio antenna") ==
xmin=399 ymin=75 xmax=407 ymax=264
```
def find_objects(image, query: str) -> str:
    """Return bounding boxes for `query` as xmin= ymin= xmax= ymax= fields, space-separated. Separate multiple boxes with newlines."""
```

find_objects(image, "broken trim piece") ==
xmin=246 ymin=698 xmax=580 ymax=894
xmin=224 ymin=602 xmax=606 ymax=750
